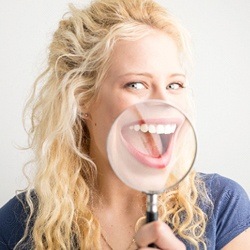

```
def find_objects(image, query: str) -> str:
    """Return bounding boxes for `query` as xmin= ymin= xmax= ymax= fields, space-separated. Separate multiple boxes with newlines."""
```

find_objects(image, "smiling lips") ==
xmin=121 ymin=119 xmax=182 ymax=169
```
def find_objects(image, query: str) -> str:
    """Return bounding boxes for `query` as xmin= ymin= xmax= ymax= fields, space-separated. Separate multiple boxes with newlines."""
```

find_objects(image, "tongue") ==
xmin=142 ymin=132 xmax=161 ymax=157
xmin=122 ymin=128 xmax=165 ymax=157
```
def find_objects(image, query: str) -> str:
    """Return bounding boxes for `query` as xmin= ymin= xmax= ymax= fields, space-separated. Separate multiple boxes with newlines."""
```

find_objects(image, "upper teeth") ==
xmin=129 ymin=124 xmax=177 ymax=134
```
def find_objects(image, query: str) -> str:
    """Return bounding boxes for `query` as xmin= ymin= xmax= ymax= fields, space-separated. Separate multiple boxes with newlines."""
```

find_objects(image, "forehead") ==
xmin=107 ymin=30 xmax=183 ymax=76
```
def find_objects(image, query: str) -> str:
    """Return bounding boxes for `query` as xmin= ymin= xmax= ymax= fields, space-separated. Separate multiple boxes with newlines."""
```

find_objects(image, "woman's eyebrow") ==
xmin=113 ymin=72 xmax=186 ymax=81
xmin=169 ymin=73 xmax=186 ymax=78
xmin=118 ymin=72 xmax=186 ymax=77
xmin=117 ymin=72 xmax=154 ymax=78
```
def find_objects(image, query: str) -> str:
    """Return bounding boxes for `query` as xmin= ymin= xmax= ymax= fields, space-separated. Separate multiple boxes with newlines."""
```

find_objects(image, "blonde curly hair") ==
xmin=17 ymin=0 xmax=211 ymax=249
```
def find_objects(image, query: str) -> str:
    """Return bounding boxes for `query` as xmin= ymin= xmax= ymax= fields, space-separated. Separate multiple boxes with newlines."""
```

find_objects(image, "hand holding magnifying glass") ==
xmin=107 ymin=99 xmax=197 ymax=248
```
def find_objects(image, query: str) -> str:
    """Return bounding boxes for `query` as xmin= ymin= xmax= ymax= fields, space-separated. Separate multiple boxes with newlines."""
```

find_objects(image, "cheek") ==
xmin=168 ymin=92 xmax=193 ymax=116
xmin=89 ymin=91 xmax=140 ymax=149
xmin=99 ymin=95 xmax=132 ymax=123
xmin=90 ymin=98 xmax=127 ymax=141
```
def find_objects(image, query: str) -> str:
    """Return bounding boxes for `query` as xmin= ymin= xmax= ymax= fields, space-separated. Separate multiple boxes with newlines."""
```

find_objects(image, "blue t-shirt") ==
xmin=0 ymin=173 xmax=250 ymax=249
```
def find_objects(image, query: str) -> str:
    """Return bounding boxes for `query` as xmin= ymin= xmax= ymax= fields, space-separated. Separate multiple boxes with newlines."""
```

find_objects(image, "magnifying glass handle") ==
xmin=146 ymin=193 xmax=158 ymax=248
xmin=146 ymin=210 xmax=158 ymax=222
xmin=146 ymin=211 xmax=158 ymax=248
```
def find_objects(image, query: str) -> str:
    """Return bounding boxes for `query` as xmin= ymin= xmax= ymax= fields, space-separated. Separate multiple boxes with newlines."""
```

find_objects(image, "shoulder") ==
xmin=198 ymin=173 xmax=250 ymax=249
xmin=199 ymin=172 xmax=250 ymax=208
xmin=0 ymin=192 xmax=36 ymax=249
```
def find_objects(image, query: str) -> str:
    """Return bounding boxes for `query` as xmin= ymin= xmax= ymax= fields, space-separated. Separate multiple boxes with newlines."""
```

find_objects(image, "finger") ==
xmin=135 ymin=220 xmax=185 ymax=249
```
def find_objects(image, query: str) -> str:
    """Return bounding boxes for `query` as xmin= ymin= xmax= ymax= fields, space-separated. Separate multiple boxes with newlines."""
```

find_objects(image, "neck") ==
xmin=94 ymin=162 xmax=145 ymax=209
xmin=90 ymin=158 xmax=145 ymax=250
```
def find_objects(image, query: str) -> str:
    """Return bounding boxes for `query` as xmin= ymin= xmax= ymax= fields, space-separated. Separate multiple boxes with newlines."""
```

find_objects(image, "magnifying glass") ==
xmin=107 ymin=99 xmax=197 ymax=247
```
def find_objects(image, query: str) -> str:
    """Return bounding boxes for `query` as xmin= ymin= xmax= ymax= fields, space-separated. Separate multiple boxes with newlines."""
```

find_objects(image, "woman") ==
xmin=0 ymin=0 xmax=249 ymax=249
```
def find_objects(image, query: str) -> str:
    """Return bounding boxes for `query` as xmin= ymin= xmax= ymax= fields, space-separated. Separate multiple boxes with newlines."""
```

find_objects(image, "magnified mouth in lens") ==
xmin=121 ymin=118 xmax=184 ymax=169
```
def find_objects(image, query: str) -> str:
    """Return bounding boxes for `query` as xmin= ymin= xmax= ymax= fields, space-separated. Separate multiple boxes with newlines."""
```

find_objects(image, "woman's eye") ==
xmin=167 ymin=82 xmax=183 ymax=90
xmin=126 ymin=82 xmax=146 ymax=90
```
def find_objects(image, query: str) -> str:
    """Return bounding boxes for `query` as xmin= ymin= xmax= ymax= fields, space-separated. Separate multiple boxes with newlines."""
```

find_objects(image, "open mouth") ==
xmin=121 ymin=118 xmax=183 ymax=169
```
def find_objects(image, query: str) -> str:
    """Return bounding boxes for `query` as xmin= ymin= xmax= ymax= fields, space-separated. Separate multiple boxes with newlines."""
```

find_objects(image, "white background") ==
xmin=0 ymin=0 xmax=250 ymax=206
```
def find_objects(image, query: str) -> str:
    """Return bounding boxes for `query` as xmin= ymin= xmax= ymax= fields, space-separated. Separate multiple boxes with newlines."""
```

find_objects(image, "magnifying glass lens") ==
xmin=107 ymin=100 xmax=197 ymax=194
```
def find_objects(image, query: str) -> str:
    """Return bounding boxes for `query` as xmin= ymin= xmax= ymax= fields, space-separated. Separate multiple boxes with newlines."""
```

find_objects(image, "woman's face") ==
xmin=86 ymin=29 xmax=188 ymax=167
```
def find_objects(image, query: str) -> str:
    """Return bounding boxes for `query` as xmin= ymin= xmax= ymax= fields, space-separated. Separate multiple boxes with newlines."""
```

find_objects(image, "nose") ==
xmin=149 ymin=86 xmax=168 ymax=102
